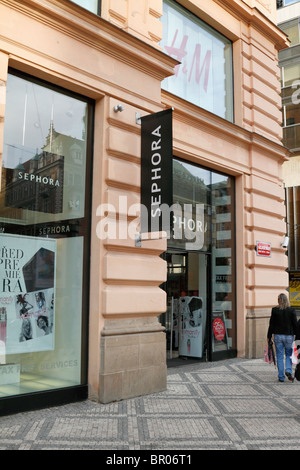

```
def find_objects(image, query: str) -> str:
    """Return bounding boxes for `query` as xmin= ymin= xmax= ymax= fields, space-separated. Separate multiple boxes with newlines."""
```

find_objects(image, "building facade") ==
xmin=0 ymin=0 xmax=289 ymax=414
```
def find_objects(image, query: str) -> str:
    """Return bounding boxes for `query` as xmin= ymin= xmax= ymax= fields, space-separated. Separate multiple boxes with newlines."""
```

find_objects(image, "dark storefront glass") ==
xmin=286 ymin=186 xmax=300 ymax=271
xmin=211 ymin=172 xmax=236 ymax=354
xmin=171 ymin=160 xmax=211 ymax=252
xmin=161 ymin=159 xmax=236 ymax=362
xmin=0 ymin=71 xmax=93 ymax=411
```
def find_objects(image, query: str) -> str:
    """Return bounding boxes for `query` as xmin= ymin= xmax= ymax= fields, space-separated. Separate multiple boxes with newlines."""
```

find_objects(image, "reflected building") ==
xmin=1 ymin=122 xmax=86 ymax=217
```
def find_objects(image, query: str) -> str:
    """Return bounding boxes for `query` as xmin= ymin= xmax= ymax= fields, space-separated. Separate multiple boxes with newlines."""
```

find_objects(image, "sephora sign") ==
xmin=140 ymin=109 xmax=173 ymax=234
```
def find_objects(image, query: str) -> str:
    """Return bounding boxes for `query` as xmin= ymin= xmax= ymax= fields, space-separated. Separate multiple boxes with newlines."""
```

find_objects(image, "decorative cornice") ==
xmin=0 ymin=0 xmax=178 ymax=81
xmin=214 ymin=0 xmax=289 ymax=50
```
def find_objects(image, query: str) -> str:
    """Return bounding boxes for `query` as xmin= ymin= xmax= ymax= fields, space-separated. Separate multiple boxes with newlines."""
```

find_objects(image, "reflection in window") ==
xmin=281 ymin=61 xmax=300 ymax=151
xmin=211 ymin=173 xmax=235 ymax=352
xmin=1 ymin=72 xmax=88 ymax=224
xmin=280 ymin=22 xmax=300 ymax=47
xmin=278 ymin=0 xmax=299 ymax=7
xmin=170 ymin=159 xmax=211 ymax=251
xmin=70 ymin=0 xmax=100 ymax=14
xmin=282 ymin=63 xmax=300 ymax=87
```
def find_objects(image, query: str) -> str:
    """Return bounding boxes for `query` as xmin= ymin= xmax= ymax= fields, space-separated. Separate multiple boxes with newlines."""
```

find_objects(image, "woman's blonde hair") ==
xmin=278 ymin=293 xmax=289 ymax=309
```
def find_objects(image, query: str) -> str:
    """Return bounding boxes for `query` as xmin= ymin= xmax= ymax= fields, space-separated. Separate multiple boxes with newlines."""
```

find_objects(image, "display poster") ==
xmin=0 ymin=233 xmax=56 ymax=354
xmin=289 ymin=272 xmax=300 ymax=307
xmin=179 ymin=296 xmax=203 ymax=358
xmin=212 ymin=311 xmax=228 ymax=350
xmin=213 ymin=314 xmax=226 ymax=341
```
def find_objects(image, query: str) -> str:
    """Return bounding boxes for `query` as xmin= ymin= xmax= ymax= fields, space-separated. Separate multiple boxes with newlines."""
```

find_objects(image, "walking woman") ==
xmin=267 ymin=293 xmax=297 ymax=382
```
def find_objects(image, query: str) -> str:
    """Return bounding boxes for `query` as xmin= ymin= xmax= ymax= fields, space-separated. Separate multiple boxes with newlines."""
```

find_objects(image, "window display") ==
xmin=0 ymin=71 xmax=92 ymax=402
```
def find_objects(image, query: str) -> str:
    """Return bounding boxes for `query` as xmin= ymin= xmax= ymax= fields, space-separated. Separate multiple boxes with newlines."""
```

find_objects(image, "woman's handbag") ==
xmin=291 ymin=342 xmax=299 ymax=365
xmin=264 ymin=340 xmax=276 ymax=367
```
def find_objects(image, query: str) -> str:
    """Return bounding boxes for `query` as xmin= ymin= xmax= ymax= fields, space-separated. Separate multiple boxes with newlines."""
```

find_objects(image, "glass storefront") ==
xmin=160 ymin=159 xmax=236 ymax=362
xmin=0 ymin=70 xmax=93 ymax=412
xmin=286 ymin=186 xmax=300 ymax=270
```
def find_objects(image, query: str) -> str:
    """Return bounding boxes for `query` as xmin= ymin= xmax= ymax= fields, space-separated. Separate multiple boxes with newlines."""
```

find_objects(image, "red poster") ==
xmin=213 ymin=317 xmax=225 ymax=341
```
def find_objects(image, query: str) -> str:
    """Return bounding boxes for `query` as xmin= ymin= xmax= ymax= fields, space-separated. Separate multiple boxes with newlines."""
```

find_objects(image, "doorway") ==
xmin=161 ymin=248 xmax=236 ymax=363
xmin=160 ymin=158 xmax=237 ymax=364
xmin=161 ymin=252 xmax=210 ymax=361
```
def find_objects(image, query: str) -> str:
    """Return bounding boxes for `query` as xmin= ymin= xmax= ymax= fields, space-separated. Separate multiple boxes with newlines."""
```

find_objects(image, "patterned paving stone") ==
xmin=0 ymin=358 xmax=299 ymax=450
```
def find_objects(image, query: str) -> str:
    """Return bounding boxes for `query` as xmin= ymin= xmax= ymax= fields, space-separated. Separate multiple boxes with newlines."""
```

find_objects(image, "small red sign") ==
xmin=256 ymin=242 xmax=271 ymax=257
xmin=213 ymin=318 xmax=225 ymax=341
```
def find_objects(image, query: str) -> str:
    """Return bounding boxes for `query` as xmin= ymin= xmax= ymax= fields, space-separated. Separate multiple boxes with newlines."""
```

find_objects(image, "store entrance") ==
xmin=161 ymin=252 xmax=210 ymax=362
xmin=160 ymin=158 xmax=237 ymax=364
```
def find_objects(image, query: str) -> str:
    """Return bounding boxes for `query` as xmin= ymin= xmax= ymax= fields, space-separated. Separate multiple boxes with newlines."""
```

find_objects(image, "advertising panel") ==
xmin=289 ymin=272 xmax=300 ymax=307
xmin=0 ymin=234 xmax=56 ymax=354
xmin=178 ymin=296 xmax=203 ymax=358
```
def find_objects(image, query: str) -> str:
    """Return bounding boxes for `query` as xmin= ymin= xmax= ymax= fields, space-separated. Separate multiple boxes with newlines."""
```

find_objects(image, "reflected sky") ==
xmin=3 ymin=74 xmax=87 ymax=169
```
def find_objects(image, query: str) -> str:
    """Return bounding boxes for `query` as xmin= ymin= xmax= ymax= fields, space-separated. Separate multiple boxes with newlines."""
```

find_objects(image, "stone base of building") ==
xmin=97 ymin=318 xmax=167 ymax=403
xmin=246 ymin=309 xmax=271 ymax=359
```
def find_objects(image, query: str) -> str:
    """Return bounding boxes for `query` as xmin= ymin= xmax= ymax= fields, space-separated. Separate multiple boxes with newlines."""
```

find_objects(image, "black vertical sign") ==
xmin=140 ymin=108 xmax=173 ymax=234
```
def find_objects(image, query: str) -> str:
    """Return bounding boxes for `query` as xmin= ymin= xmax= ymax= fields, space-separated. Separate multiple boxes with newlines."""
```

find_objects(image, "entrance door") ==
xmin=162 ymin=158 xmax=237 ymax=363
xmin=161 ymin=252 xmax=209 ymax=361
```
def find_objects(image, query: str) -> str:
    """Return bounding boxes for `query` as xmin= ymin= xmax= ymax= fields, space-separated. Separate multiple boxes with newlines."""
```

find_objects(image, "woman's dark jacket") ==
xmin=267 ymin=306 xmax=297 ymax=340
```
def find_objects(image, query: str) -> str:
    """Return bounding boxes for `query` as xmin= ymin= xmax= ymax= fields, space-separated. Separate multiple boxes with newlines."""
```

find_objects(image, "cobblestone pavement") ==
xmin=0 ymin=358 xmax=300 ymax=451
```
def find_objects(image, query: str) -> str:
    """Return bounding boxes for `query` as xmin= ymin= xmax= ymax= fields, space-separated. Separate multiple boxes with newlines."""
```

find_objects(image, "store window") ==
xmin=70 ymin=0 xmax=101 ymax=15
xmin=277 ymin=0 xmax=300 ymax=8
xmin=0 ymin=71 xmax=93 ymax=409
xmin=160 ymin=0 xmax=233 ymax=121
xmin=280 ymin=21 xmax=300 ymax=46
xmin=286 ymin=186 xmax=300 ymax=271
xmin=281 ymin=62 xmax=300 ymax=151
xmin=161 ymin=159 xmax=236 ymax=362
xmin=281 ymin=63 xmax=300 ymax=87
